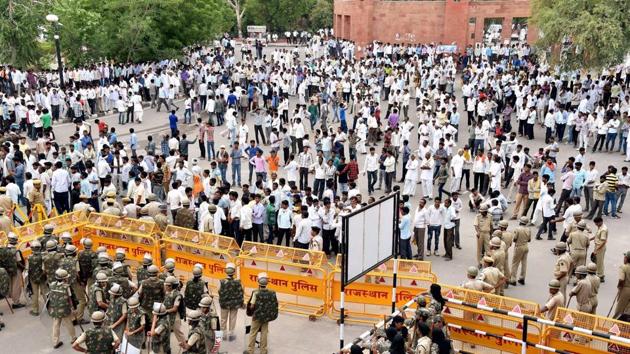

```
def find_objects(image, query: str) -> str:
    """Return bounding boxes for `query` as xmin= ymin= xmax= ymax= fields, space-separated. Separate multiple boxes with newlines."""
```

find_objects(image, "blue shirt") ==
xmin=108 ymin=133 xmax=117 ymax=146
xmin=130 ymin=133 xmax=138 ymax=149
xmin=450 ymin=112 xmax=460 ymax=125
xmin=227 ymin=94 xmax=237 ymax=106
xmin=245 ymin=145 xmax=262 ymax=159
xmin=399 ymin=214 xmax=411 ymax=240
xmin=169 ymin=114 xmax=178 ymax=129
xmin=573 ymin=169 xmax=586 ymax=189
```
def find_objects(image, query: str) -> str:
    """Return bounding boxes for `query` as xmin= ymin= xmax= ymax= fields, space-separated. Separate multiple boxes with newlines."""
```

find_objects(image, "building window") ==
xmin=469 ymin=17 xmax=476 ymax=24
xmin=511 ymin=17 xmax=529 ymax=43
xmin=483 ymin=17 xmax=504 ymax=45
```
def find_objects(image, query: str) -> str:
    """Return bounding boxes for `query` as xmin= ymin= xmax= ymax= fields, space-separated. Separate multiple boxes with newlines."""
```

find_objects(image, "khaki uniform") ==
xmin=543 ymin=292 xmax=565 ymax=320
xmin=570 ymin=278 xmax=592 ymax=313
xmin=0 ymin=195 xmax=12 ymax=212
xmin=480 ymin=266 xmax=504 ymax=294
xmin=613 ymin=264 xmax=630 ymax=319
xmin=462 ymin=279 xmax=493 ymax=292
xmin=474 ymin=214 xmax=492 ymax=263
xmin=593 ymin=225 xmax=608 ymax=278
xmin=0 ymin=215 xmax=12 ymax=236
xmin=587 ymin=274 xmax=600 ymax=314
xmin=153 ymin=214 xmax=169 ymax=232
xmin=500 ymin=231 xmax=514 ymax=284
xmin=511 ymin=226 xmax=530 ymax=283
xmin=487 ymin=249 xmax=506 ymax=295
xmin=102 ymin=206 xmax=122 ymax=216
xmin=73 ymin=202 xmax=92 ymax=213
xmin=27 ymin=189 xmax=46 ymax=222
xmin=553 ymin=253 xmax=572 ymax=302
xmin=142 ymin=202 xmax=162 ymax=218
xmin=568 ymin=230 xmax=590 ymax=273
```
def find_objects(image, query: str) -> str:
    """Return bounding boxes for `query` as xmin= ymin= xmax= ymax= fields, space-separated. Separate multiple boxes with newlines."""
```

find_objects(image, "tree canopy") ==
xmin=531 ymin=0 xmax=630 ymax=70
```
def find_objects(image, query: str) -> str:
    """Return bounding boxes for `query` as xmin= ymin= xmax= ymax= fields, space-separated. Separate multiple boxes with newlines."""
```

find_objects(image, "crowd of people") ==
xmin=0 ymin=24 xmax=629 ymax=353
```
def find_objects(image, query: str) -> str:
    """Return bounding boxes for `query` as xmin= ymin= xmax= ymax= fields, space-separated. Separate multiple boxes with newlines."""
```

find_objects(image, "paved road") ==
xmin=3 ymin=45 xmax=629 ymax=353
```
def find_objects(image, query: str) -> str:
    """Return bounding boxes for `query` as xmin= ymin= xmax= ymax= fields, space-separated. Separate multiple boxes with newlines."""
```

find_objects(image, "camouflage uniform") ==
xmin=153 ymin=213 xmax=169 ymax=232
xmin=246 ymin=288 xmax=278 ymax=354
xmin=0 ymin=267 xmax=9 ymax=300
xmin=174 ymin=207 xmax=196 ymax=229
xmin=218 ymin=276 xmax=244 ymax=338
xmin=88 ymin=283 xmax=108 ymax=314
xmin=28 ymin=249 xmax=47 ymax=314
xmin=43 ymin=251 xmax=63 ymax=285
xmin=184 ymin=324 xmax=207 ymax=354
xmin=139 ymin=277 xmax=165 ymax=314
xmin=60 ymin=251 xmax=87 ymax=321
xmin=151 ymin=314 xmax=171 ymax=354
xmin=164 ymin=287 xmax=186 ymax=343
xmin=82 ymin=326 xmax=115 ymax=353
xmin=106 ymin=295 xmax=127 ymax=340
xmin=136 ymin=266 xmax=150 ymax=284
xmin=110 ymin=272 xmax=135 ymax=299
xmin=184 ymin=277 xmax=208 ymax=310
xmin=125 ymin=306 xmax=146 ymax=348
xmin=77 ymin=248 xmax=97 ymax=289
xmin=48 ymin=280 xmax=77 ymax=346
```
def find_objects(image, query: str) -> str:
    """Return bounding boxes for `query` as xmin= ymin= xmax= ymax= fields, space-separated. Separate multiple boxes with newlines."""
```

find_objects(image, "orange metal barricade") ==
xmin=238 ymin=241 xmax=328 ymax=319
xmin=160 ymin=225 xmax=240 ymax=290
xmin=328 ymin=255 xmax=437 ymax=324
xmin=544 ymin=308 xmax=630 ymax=353
xmin=82 ymin=213 xmax=160 ymax=265
xmin=14 ymin=211 xmax=89 ymax=257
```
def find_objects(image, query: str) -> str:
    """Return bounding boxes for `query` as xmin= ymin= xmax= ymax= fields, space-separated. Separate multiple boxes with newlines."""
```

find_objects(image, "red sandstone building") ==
xmin=334 ymin=0 xmax=537 ymax=52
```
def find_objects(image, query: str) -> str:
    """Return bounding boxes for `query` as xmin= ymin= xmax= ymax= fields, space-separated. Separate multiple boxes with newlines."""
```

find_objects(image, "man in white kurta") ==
xmin=403 ymin=154 xmax=419 ymax=197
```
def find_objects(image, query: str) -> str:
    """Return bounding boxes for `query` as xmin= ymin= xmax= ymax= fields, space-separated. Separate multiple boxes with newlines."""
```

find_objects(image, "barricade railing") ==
xmin=82 ymin=213 xmax=160 ymax=265
xmin=544 ymin=307 xmax=630 ymax=353
xmin=328 ymin=255 xmax=437 ymax=324
xmin=160 ymin=225 xmax=240 ymax=290
xmin=14 ymin=210 xmax=89 ymax=257
xmin=238 ymin=241 xmax=328 ymax=320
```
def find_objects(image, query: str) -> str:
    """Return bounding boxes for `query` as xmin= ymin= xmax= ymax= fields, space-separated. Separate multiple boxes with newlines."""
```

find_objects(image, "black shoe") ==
xmin=72 ymin=320 xmax=78 ymax=326
xmin=456 ymin=245 xmax=462 ymax=249
xmin=54 ymin=342 xmax=63 ymax=349
xmin=535 ymin=236 xmax=542 ymax=240
xmin=547 ymin=237 xmax=555 ymax=240
xmin=11 ymin=303 xmax=24 ymax=309
xmin=518 ymin=279 xmax=525 ymax=285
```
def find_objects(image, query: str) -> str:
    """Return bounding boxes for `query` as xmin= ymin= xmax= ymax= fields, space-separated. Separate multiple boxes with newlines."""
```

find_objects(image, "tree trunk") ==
xmin=236 ymin=12 xmax=243 ymax=38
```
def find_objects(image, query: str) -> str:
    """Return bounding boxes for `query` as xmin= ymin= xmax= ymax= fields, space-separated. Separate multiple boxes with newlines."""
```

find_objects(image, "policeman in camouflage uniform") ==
xmin=138 ymin=265 xmax=165 ymax=315
xmin=180 ymin=310 xmax=207 ymax=354
xmin=185 ymin=265 xmax=209 ymax=310
xmin=43 ymin=240 xmax=63 ymax=288
xmin=88 ymin=272 xmax=109 ymax=314
xmin=72 ymin=311 xmax=120 ymax=353
xmin=111 ymin=262 xmax=137 ymax=299
xmin=136 ymin=253 xmax=153 ymax=284
xmin=59 ymin=232 xmax=73 ymax=252
xmin=3 ymin=233 xmax=25 ymax=308
xmin=105 ymin=283 xmax=128 ymax=340
xmin=159 ymin=259 xmax=176 ymax=281
xmin=0 ymin=266 xmax=8 ymax=330
xmin=115 ymin=248 xmax=133 ymax=280
xmin=164 ymin=275 xmax=186 ymax=344
xmin=473 ymin=205 xmax=492 ymax=264
xmin=27 ymin=240 xmax=46 ymax=315
xmin=553 ymin=242 xmax=573 ymax=303
xmin=149 ymin=303 xmax=171 ymax=354
xmin=48 ymin=268 xmax=77 ymax=349
xmin=77 ymin=238 xmax=96 ymax=291
xmin=199 ymin=296 xmax=220 ymax=349
xmin=37 ymin=224 xmax=56 ymax=248
xmin=218 ymin=262 xmax=243 ymax=342
xmin=510 ymin=216 xmax=531 ymax=285
xmin=245 ymin=272 xmax=278 ymax=354
xmin=153 ymin=205 xmax=169 ymax=232
xmin=92 ymin=253 xmax=113 ymax=280
xmin=59 ymin=245 xmax=87 ymax=323
xmin=125 ymin=297 xmax=147 ymax=349
xmin=174 ymin=198 xmax=196 ymax=229
xmin=586 ymin=262 xmax=600 ymax=314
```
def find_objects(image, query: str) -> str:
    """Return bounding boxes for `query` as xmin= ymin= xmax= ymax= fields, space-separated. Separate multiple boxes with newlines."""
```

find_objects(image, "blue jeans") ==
xmin=184 ymin=108 xmax=192 ymax=123
xmin=604 ymin=191 xmax=618 ymax=216
xmin=619 ymin=136 xmax=628 ymax=153
xmin=206 ymin=141 xmax=215 ymax=159
xmin=231 ymin=164 xmax=241 ymax=185
xmin=219 ymin=164 xmax=227 ymax=182
xmin=606 ymin=132 xmax=617 ymax=151
xmin=427 ymin=225 xmax=441 ymax=251
xmin=367 ymin=171 xmax=377 ymax=194
xmin=570 ymin=186 xmax=583 ymax=198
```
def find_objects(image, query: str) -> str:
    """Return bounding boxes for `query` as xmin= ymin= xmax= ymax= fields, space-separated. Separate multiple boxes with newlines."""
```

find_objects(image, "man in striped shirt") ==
xmin=603 ymin=166 xmax=620 ymax=218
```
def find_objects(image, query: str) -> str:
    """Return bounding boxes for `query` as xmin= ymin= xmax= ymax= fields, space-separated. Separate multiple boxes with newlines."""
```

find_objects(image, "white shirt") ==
xmin=540 ymin=193 xmax=556 ymax=217
xmin=363 ymin=154 xmax=379 ymax=172
xmin=294 ymin=218 xmax=312 ymax=244
xmin=413 ymin=207 xmax=428 ymax=228
xmin=51 ymin=168 xmax=71 ymax=193
xmin=426 ymin=205 xmax=445 ymax=226
xmin=277 ymin=208 xmax=293 ymax=229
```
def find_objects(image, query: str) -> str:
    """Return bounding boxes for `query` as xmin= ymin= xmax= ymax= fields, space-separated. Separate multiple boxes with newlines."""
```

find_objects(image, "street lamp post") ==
xmin=46 ymin=14 xmax=64 ymax=90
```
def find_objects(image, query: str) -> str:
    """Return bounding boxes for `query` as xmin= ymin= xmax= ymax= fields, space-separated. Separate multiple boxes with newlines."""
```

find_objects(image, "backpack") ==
xmin=253 ymin=289 xmax=278 ymax=323
xmin=0 ymin=267 xmax=9 ymax=297
xmin=0 ymin=247 xmax=17 ymax=276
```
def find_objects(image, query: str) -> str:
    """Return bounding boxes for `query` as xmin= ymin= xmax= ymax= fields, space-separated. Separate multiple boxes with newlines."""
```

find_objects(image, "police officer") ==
xmin=461 ymin=266 xmax=493 ymax=292
xmin=174 ymin=198 xmax=196 ymax=229
xmin=88 ymin=272 xmax=109 ymax=314
xmin=497 ymin=220 xmax=513 ymax=280
xmin=77 ymin=238 xmax=96 ymax=290
xmin=48 ymin=268 xmax=77 ymax=349
xmin=540 ymin=279 xmax=564 ymax=320
xmin=5 ymin=232 xmax=25 ymax=308
xmin=245 ymin=272 xmax=278 ymax=354
xmin=72 ymin=311 xmax=120 ymax=353
xmin=102 ymin=198 xmax=122 ymax=216
xmin=473 ymin=205 xmax=492 ymax=263
xmin=136 ymin=253 xmax=153 ymax=284
xmin=480 ymin=256 xmax=505 ymax=294
xmin=43 ymin=240 xmax=63 ymax=287
xmin=124 ymin=297 xmax=146 ymax=349
xmin=199 ymin=295 xmax=220 ymax=348
xmin=613 ymin=251 xmax=630 ymax=319
xmin=569 ymin=265 xmax=592 ymax=313
xmin=218 ymin=262 xmax=243 ymax=342
xmin=111 ymin=262 xmax=137 ymax=299
xmin=142 ymin=194 xmax=162 ymax=217
xmin=27 ymin=240 xmax=46 ymax=315
xmin=567 ymin=220 xmax=590 ymax=275
xmin=138 ymin=265 xmax=165 ymax=315
xmin=153 ymin=205 xmax=169 ymax=232
xmin=115 ymin=248 xmax=133 ymax=280
xmin=179 ymin=310 xmax=206 ymax=353
xmin=591 ymin=217 xmax=607 ymax=281
xmin=27 ymin=179 xmax=46 ymax=221
xmin=0 ymin=207 xmax=12 ymax=236
xmin=553 ymin=241 xmax=572 ymax=302
xmin=73 ymin=195 xmax=93 ymax=213
xmin=59 ymin=244 xmax=86 ymax=324
xmin=185 ymin=264 xmax=209 ymax=310
xmin=149 ymin=303 xmax=171 ymax=354
xmin=59 ymin=232 xmax=73 ymax=251
xmin=586 ymin=262 xmax=600 ymax=314
xmin=105 ymin=283 xmax=127 ymax=340
xmin=510 ymin=216 xmax=531 ymax=285
xmin=92 ymin=253 xmax=113 ymax=279
xmin=38 ymin=224 xmax=56 ymax=246
xmin=164 ymin=275 xmax=186 ymax=344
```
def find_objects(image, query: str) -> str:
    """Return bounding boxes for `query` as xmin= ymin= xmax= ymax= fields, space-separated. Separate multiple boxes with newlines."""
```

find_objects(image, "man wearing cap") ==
xmin=486 ymin=236 xmax=506 ymax=295
xmin=553 ymin=242 xmax=573 ymax=302
xmin=569 ymin=265 xmax=592 ymax=313
xmin=510 ymin=216 xmax=531 ymax=285
xmin=136 ymin=253 xmax=153 ymax=284
xmin=198 ymin=295 xmax=220 ymax=347
xmin=137 ymin=265 xmax=166 ymax=315
xmin=72 ymin=311 xmax=120 ymax=353
xmin=586 ymin=263 xmax=600 ymax=314
xmin=38 ymin=224 xmax=56 ymax=246
xmin=480 ymin=256 xmax=505 ymax=294
xmin=613 ymin=252 xmax=630 ymax=319
xmin=591 ymin=216 xmax=607 ymax=281
xmin=121 ymin=197 xmax=137 ymax=219
xmin=153 ymin=204 xmax=169 ymax=232
xmin=4 ymin=233 xmax=25 ymax=308
xmin=48 ymin=268 xmax=77 ymax=348
xmin=184 ymin=265 xmax=209 ymax=311
xmin=124 ymin=297 xmax=146 ymax=349
xmin=473 ymin=205 xmax=492 ymax=263
xmin=77 ymin=238 xmax=96 ymax=291
xmin=164 ymin=275 xmax=186 ymax=344
xmin=102 ymin=198 xmax=122 ymax=216
xmin=174 ymin=198 xmax=195 ymax=229
xmin=218 ymin=262 xmax=243 ymax=341
xmin=142 ymin=194 xmax=162 ymax=217
xmin=179 ymin=310 xmax=207 ymax=353
xmin=0 ymin=207 xmax=12 ymax=236
xmin=461 ymin=266 xmax=493 ymax=293
xmin=27 ymin=179 xmax=45 ymax=221
xmin=245 ymin=272 xmax=278 ymax=354
xmin=567 ymin=220 xmax=590 ymax=275
xmin=59 ymin=245 xmax=87 ymax=324
xmin=540 ymin=279 xmax=564 ymax=320
xmin=200 ymin=204 xmax=218 ymax=233
xmin=149 ymin=303 xmax=171 ymax=354
xmin=43 ymin=240 xmax=64 ymax=287
xmin=88 ymin=272 xmax=109 ymax=314
xmin=27 ymin=240 xmax=46 ymax=315
xmin=73 ymin=195 xmax=93 ymax=213
xmin=105 ymin=283 xmax=128 ymax=340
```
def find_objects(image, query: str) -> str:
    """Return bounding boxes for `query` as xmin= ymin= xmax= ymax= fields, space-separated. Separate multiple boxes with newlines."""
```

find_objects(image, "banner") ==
xmin=164 ymin=248 xmax=228 ymax=279
xmin=240 ymin=267 xmax=325 ymax=299
xmin=91 ymin=235 xmax=156 ymax=262
xmin=331 ymin=279 xmax=426 ymax=306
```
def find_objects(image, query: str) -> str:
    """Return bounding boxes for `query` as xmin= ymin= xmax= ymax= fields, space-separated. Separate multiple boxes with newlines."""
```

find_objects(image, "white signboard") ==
xmin=247 ymin=25 xmax=267 ymax=34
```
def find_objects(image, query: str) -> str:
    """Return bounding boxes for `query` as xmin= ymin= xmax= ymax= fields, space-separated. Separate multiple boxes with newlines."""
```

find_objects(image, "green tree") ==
xmin=245 ymin=0 xmax=314 ymax=33
xmin=309 ymin=0 xmax=333 ymax=31
xmin=0 ymin=0 xmax=52 ymax=67
xmin=531 ymin=0 xmax=630 ymax=70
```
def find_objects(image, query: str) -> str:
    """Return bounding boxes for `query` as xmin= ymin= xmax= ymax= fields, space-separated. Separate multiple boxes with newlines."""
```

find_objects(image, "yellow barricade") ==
xmin=160 ymin=225 xmax=240 ymax=290
xmin=14 ymin=211 xmax=89 ymax=257
xmin=436 ymin=284 xmax=542 ymax=353
xmin=545 ymin=308 xmax=630 ymax=353
xmin=328 ymin=255 xmax=437 ymax=324
xmin=238 ymin=241 xmax=328 ymax=319
xmin=82 ymin=213 xmax=160 ymax=265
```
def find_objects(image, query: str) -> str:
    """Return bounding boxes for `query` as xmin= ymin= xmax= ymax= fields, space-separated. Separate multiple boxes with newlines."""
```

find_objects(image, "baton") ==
xmin=566 ymin=295 xmax=574 ymax=308
xmin=4 ymin=298 xmax=13 ymax=314
xmin=607 ymin=293 xmax=620 ymax=318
